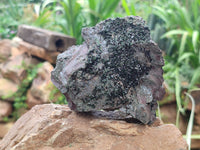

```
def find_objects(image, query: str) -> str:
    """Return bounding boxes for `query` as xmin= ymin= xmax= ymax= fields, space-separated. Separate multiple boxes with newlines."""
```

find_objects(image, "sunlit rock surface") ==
xmin=51 ymin=16 xmax=165 ymax=124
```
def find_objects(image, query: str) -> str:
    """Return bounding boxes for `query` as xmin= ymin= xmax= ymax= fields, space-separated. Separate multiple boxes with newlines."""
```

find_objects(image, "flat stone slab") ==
xmin=0 ymin=104 xmax=188 ymax=150
xmin=51 ymin=16 xmax=165 ymax=124
xmin=17 ymin=25 xmax=76 ymax=52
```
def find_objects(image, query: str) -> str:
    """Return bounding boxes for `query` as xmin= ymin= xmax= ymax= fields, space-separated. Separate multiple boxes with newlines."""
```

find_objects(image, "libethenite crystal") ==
xmin=51 ymin=16 xmax=165 ymax=124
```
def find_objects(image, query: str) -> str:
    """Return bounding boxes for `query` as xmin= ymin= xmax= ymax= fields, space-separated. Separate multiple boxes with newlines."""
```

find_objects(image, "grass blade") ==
xmin=161 ymin=29 xmax=186 ymax=39
xmin=192 ymin=31 xmax=199 ymax=53
xmin=183 ymin=135 xmax=200 ymax=139
xmin=153 ymin=6 xmax=168 ymax=24
xmin=179 ymin=31 xmax=188 ymax=56
xmin=178 ymin=52 xmax=193 ymax=63
xmin=184 ymin=92 xmax=195 ymax=150
xmin=121 ymin=0 xmax=131 ymax=15
xmin=175 ymin=68 xmax=184 ymax=114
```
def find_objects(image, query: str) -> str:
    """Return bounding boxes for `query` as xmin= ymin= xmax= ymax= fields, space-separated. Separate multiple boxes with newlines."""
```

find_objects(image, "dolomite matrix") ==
xmin=51 ymin=16 xmax=165 ymax=124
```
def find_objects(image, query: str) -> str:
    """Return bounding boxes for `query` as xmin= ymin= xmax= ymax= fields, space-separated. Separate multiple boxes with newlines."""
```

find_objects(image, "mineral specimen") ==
xmin=51 ymin=16 xmax=165 ymax=124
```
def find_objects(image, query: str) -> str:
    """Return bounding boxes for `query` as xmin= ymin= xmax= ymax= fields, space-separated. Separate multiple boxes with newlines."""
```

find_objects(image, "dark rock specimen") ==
xmin=51 ymin=16 xmax=165 ymax=124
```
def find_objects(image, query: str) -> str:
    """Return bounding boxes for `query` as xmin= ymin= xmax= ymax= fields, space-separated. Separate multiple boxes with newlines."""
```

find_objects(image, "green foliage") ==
xmin=152 ymin=0 xmax=200 ymax=144
xmin=2 ymin=116 xmax=9 ymax=122
xmin=40 ymin=0 xmax=84 ymax=44
xmin=58 ymin=0 xmax=84 ymax=44
xmin=153 ymin=0 xmax=200 ymax=67
xmin=0 ymin=0 xmax=56 ymax=40
xmin=121 ymin=0 xmax=153 ymax=19
xmin=0 ymin=0 xmax=24 ymax=39
xmin=153 ymin=0 xmax=200 ymax=106
xmin=41 ymin=0 xmax=121 ymax=44
xmin=88 ymin=0 xmax=120 ymax=26
xmin=121 ymin=0 xmax=136 ymax=16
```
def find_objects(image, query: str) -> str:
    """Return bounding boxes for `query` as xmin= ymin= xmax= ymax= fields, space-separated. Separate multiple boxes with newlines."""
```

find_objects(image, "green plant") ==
xmin=0 ymin=0 xmax=24 ymax=39
xmin=0 ymin=0 xmax=55 ymax=40
xmin=87 ymin=0 xmax=120 ymax=26
xmin=44 ymin=0 xmax=84 ymax=44
xmin=153 ymin=0 xmax=200 ymax=105
xmin=152 ymin=0 xmax=200 ymax=146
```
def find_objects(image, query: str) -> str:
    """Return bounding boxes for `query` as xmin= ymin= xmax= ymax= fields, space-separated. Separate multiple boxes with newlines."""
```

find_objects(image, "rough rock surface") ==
xmin=0 ymin=123 xmax=13 ymax=139
xmin=51 ymin=16 xmax=165 ymax=124
xmin=0 ymin=104 xmax=187 ymax=150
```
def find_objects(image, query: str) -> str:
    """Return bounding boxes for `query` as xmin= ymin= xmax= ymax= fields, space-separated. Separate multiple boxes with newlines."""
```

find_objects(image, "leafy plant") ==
xmin=0 ymin=0 xmax=24 ymax=39
xmin=87 ymin=0 xmax=120 ymax=26
xmin=152 ymin=0 xmax=200 ymax=146
xmin=40 ymin=0 xmax=122 ymax=44
xmin=0 ymin=0 xmax=56 ymax=40
xmin=153 ymin=0 xmax=200 ymax=111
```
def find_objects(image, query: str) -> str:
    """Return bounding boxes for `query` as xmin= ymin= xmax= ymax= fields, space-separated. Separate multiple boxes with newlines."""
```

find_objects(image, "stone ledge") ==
xmin=17 ymin=25 xmax=76 ymax=52
xmin=0 ymin=104 xmax=188 ymax=150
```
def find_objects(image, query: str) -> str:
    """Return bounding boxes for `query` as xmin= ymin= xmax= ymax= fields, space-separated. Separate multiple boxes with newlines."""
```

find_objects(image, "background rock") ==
xmin=0 ymin=39 xmax=12 ymax=63
xmin=160 ymin=101 xmax=200 ymax=149
xmin=0 ymin=122 xmax=14 ymax=139
xmin=12 ymin=37 xmax=60 ymax=64
xmin=0 ymin=78 xmax=18 ymax=101
xmin=0 ymin=104 xmax=187 ymax=150
xmin=0 ymin=100 xmax=12 ymax=121
xmin=0 ymin=53 xmax=39 ymax=85
xmin=17 ymin=25 xmax=76 ymax=52
xmin=26 ymin=62 xmax=54 ymax=108
xmin=160 ymin=102 xmax=187 ymax=133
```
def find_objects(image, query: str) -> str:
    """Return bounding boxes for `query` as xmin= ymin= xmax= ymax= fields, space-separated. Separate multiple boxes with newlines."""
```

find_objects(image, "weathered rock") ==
xmin=0 ymin=100 xmax=12 ymax=121
xmin=0 ymin=39 xmax=12 ymax=63
xmin=26 ymin=62 xmax=54 ymax=108
xmin=0 ymin=78 xmax=18 ymax=101
xmin=0 ymin=104 xmax=188 ymax=150
xmin=26 ymin=90 xmax=41 ymax=108
xmin=0 ymin=122 xmax=14 ymax=139
xmin=51 ymin=16 xmax=165 ymax=124
xmin=12 ymin=37 xmax=60 ymax=64
xmin=0 ymin=53 xmax=39 ymax=85
xmin=17 ymin=25 xmax=76 ymax=52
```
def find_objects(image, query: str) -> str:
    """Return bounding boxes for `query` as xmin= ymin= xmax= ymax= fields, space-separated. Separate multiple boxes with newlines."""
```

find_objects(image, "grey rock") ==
xmin=51 ymin=16 xmax=165 ymax=124
xmin=17 ymin=25 xmax=76 ymax=52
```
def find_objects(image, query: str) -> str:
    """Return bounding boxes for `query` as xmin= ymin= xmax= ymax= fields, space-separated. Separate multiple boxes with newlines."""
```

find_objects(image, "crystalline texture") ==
xmin=51 ymin=16 xmax=165 ymax=124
